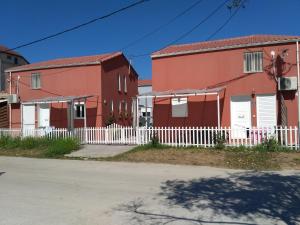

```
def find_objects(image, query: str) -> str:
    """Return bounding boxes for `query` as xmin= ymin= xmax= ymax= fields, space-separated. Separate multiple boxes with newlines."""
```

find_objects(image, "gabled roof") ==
xmin=6 ymin=51 xmax=123 ymax=72
xmin=138 ymin=79 xmax=152 ymax=87
xmin=0 ymin=45 xmax=29 ymax=63
xmin=152 ymin=34 xmax=300 ymax=58
xmin=0 ymin=45 xmax=22 ymax=57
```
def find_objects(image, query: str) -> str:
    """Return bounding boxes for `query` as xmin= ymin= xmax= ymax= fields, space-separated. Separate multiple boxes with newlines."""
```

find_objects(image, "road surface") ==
xmin=0 ymin=156 xmax=299 ymax=225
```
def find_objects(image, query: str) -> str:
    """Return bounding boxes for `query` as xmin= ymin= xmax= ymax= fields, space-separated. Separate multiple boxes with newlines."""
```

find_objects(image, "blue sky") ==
xmin=1 ymin=0 xmax=300 ymax=79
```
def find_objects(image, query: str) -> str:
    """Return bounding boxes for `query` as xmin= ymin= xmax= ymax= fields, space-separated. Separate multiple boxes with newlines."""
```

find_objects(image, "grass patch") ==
xmin=0 ymin=136 xmax=80 ymax=158
xmin=224 ymin=151 xmax=279 ymax=170
xmin=107 ymin=141 xmax=300 ymax=170
xmin=44 ymin=138 xmax=80 ymax=158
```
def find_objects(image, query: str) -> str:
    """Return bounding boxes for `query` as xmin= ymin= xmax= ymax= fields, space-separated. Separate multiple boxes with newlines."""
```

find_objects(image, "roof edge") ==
xmin=5 ymin=51 xmax=123 ymax=73
xmin=151 ymin=38 xmax=300 ymax=59
xmin=5 ymin=61 xmax=101 ymax=73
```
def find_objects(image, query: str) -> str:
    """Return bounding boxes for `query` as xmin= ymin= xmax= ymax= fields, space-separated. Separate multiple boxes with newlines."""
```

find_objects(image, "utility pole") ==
xmin=296 ymin=41 xmax=300 ymax=149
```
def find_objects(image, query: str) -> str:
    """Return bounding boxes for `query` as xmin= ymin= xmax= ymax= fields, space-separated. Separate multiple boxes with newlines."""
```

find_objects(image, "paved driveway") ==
xmin=0 ymin=157 xmax=299 ymax=225
xmin=66 ymin=144 xmax=135 ymax=158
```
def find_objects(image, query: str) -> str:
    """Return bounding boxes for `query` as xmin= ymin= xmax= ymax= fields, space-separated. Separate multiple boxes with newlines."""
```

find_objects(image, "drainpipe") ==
xmin=9 ymin=71 xmax=12 ymax=129
xmin=296 ymin=41 xmax=300 ymax=149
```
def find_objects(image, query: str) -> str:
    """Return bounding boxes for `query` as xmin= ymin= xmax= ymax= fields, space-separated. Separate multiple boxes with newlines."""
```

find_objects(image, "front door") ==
xmin=38 ymin=104 xmax=50 ymax=128
xmin=230 ymin=96 xmax=252 ymax=138
xmin=22 ymin=104 xmax=35 ymax=130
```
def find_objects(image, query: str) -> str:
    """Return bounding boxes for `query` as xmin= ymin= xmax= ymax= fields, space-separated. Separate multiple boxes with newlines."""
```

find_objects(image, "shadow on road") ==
xmin=119 ymin=172 xmax=300 ymax=225
xmin=0 ymin=172 xmax=5 ymax=176
xmin=160 ymin=172 xmax=300 ymax=225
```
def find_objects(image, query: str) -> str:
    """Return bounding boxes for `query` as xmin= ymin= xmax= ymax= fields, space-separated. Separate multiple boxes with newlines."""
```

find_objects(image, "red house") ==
xmin=5 ymin=52 xmax=138 ymax=129
xmin=150 ymin=35 xmax=300 ymax=131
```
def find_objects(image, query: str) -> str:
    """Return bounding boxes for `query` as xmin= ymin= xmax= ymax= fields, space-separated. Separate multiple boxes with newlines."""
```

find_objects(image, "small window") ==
xmin=6 ymin=55 xmax=12 ymax=60
xmin=74 ymin=103 xmax=85 ymax=119
xmin=118 ymin=101 xmax=122 ymax=113
xmin=131 ymin=99 xmax=135 ymax=114
xmin=14 ymin=57 xmax=18 ymax=64
xmin=124 ymin=75 xmax=127 ymax=93
xmin=244 ymin=51 xmax=263 ymax=73
xmin=110 ymin=100 xmax=114 ymax=113
xmin=124 ymin=101 xmax=128 ymax=113
xmin=172 ymin=97 xmax=188 ymax=117
xmin=31 ymin=73 xmax=41 ymax=89
xmin=118 ymin=74 xmax=121 ymax=92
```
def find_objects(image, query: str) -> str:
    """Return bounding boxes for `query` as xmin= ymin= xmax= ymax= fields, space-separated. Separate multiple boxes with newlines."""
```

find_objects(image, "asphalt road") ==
xmin=0 ymin=157 xmax=299 ymax=225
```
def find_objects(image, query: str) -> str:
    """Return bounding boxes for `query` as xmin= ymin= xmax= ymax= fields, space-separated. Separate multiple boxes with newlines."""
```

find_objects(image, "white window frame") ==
xmin=118 ymin=74 xmax=121 ymax=92
xmin=124 ymin=101 xmax=128 ymax=113
xmin=31 ymin=73 xmax=41 ymax=89
xmin=171 ymin=97 xmax=188 ymax=118
xmin=244 ymin=51 xmax=263 ymax=73
xmin=124 ymin=75 xmax=127 ymax=93
xmin=74 ymin=102 xmax=85 ymax=119
xmin=110 ymin=100 xmax=114 ymax=113
xmin=118 ymin=101 xmax=122 ymax=114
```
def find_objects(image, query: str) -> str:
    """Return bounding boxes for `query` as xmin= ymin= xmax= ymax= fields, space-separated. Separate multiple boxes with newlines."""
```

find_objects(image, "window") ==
xmin=244 ymin=51 xmax=263 ymax=73
xmin=74 ymin=103 xmax=85 ymax=119
xmin=110 ymin=100 xmax=114 ymax=113
xmin=118 ymin=101 xmax=122 ymax=113
xmin=172 ymin=97 xmax=188 ymax=117
xmin=14 ymin=57 xmax=18 ymax=64
xmin=118 ymin=74 xmax=121 ymax=92
xmin=142 ymin=112 xmax=151 ymax=117
xmin=31 ymin=73 xmax=41 ymax=89
xmin=6 ymin=55 xmax=12 ymax=60
xmin=124 ymin=75 xmax=127 ymax=93
xmin=124 ymin=101 xmax=128 ymax=113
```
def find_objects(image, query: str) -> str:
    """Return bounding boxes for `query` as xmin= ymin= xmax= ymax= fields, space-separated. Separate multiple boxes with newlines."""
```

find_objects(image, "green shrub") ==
xmin=213 ymin=131 xmax=226 ymax=149
xmin=6 ymin=136 xmax=21 ymax=149
xmin=150 ymin=133 xmax=160 ymax=148
xmin=253 ymin=138 xmax=291 ymax=152
xmin=44 ymin=138 xmax=80 ymax=158
xmin=20 ymin=137 xmax=40 ymax=149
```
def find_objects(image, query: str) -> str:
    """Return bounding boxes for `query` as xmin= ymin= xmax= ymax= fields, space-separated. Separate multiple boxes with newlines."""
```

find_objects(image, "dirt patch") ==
xmin=0 ymin=148 xmax=46 ymax=158
xmin=112 ymin=148 xmax=300 ymax=170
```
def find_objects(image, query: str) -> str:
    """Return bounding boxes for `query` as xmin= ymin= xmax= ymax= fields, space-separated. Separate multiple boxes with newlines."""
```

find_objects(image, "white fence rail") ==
xmin=0 ymin=125 xmax=299 ymax=149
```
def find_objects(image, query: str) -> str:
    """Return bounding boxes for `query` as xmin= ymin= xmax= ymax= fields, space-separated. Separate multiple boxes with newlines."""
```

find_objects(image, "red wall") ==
xmin=9 ymin=55 xmax=138 ymax=128
xmin=101 ymin=55 xmax=138 ymax=126
xmin=152 ymin=43 xmax=298 ymax=127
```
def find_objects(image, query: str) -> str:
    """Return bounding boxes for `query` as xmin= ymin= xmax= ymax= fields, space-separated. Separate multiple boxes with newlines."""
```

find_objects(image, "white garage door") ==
xmin=230 ymin=96 xmax=252 ymax=138
xmin=256 ymin=94 xmax=277 ymax=128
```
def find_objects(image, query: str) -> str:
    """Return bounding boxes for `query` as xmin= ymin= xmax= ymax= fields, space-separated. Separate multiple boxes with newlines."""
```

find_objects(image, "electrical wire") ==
xmin=0 ymin=0 xmax=151 ymax=54
xmin=206 ymin=0 xmax=245 ymax=41
xmin=120 ymin=0 xmax=205 ymax=51
xmin=129 ymin=0 xmax=230 ymax=58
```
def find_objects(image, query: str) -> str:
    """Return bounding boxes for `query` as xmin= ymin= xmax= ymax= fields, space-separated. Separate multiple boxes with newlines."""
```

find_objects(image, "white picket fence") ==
xmin=0 ymin=124 xmax=299 ymax=149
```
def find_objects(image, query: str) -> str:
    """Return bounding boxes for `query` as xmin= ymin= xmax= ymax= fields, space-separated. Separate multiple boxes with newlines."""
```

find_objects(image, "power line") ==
xmin=121 ymin=0 xmax=205 ymax=51
xmin=129 ymin=0 xmax=230 ymax=58
xmin=206 ymin=0 xmax=245 ymax=41
xmin=1 ymin=0 xmax=151 ymax=54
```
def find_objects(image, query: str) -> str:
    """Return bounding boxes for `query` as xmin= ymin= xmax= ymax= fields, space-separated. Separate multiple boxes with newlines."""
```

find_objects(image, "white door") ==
xmin=22 ymin=105 xmax=35 ymax=130
xmin=38 ymin=104 xmax=50 ymax=128
xmin=256 ymin=94 xmax=277 ymax=128
xmin=230 ymin=96 xmax=252 ymax=138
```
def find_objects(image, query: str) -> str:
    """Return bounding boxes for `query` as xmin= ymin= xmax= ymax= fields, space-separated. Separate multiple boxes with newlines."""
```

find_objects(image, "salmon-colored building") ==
xmin=5 ymin=52 xmax=138 ymax=129
xmin=151 ymin=35 xmax=300 ymax=130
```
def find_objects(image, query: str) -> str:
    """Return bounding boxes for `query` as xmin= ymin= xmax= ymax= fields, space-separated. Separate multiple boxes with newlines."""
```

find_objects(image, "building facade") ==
xmin=0 ymin=45 xmax=28 ymax=91
xmin=138 ymin=79 xmax=152 ymax=126
xmin=0 ymin=45 xmax=28 ymax=128
xmin=5 ymin=52 xmax=138 ymax=129
xmin=151 ymin=35 xmax=300 ymax=130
